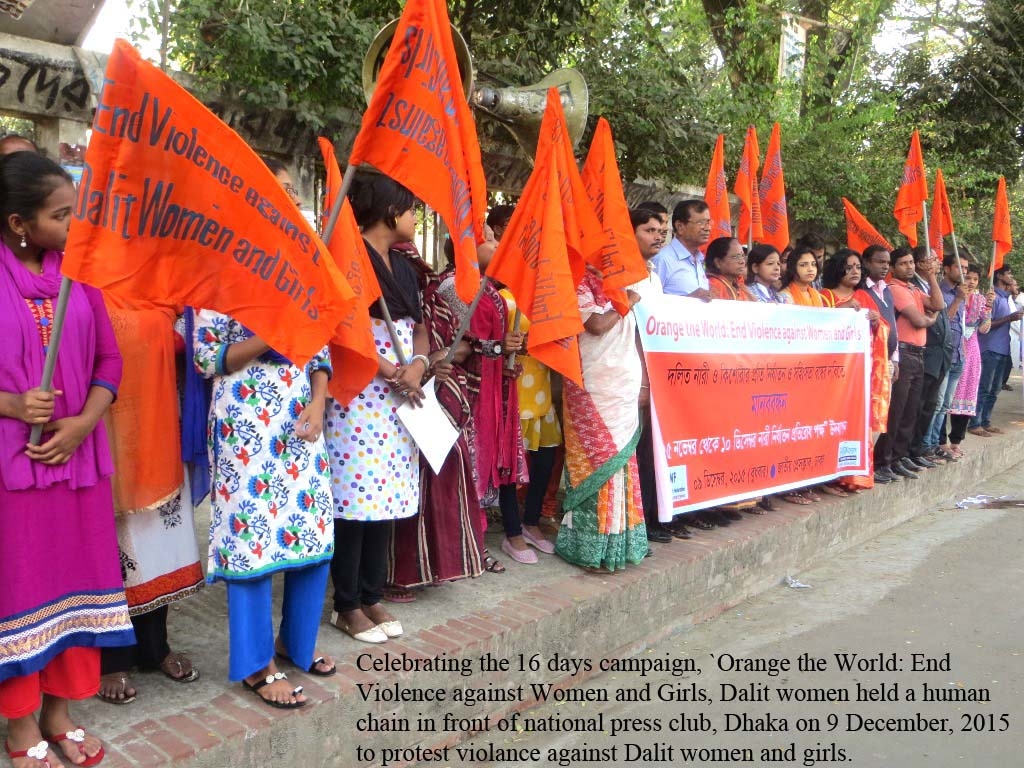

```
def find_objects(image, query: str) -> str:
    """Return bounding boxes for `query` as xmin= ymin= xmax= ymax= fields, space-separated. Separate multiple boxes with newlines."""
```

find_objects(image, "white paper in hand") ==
xmin=396 ymin=377 xmax=459 ymax=474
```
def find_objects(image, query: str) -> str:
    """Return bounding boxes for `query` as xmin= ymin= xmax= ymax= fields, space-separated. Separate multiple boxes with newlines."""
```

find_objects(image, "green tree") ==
xmin=132 ymin=0 xmax=378 ymax=125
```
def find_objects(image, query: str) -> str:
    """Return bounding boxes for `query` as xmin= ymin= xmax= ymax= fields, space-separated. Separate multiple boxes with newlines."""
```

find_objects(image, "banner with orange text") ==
xmin=635 ymin=295 xmax=870 ymax=517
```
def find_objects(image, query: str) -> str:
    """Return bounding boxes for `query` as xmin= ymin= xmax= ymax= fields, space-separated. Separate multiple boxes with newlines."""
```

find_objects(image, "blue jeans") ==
xmin=926 ymin=357 xmax=964 ymax=448
xmin=969 ymin=351 xmax=1012 ymax=428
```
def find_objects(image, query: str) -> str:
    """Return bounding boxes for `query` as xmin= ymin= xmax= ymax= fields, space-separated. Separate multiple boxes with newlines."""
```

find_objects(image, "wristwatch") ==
xmin=481 ymin=339 xmax=503 ymax=358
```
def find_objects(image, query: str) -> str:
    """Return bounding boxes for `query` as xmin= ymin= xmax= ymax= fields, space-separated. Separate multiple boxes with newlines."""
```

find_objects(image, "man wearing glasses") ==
xmin=651 ymin=200 xmax=714 ymax=302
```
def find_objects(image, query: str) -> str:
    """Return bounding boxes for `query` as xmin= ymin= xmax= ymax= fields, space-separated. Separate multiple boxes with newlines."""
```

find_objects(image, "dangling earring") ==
xmin=19 ymin=234 xmax=26 ymax=248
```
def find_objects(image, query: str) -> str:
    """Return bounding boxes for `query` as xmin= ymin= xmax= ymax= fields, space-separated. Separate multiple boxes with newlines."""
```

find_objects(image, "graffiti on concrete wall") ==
xmin=0 ymin=48 xmax=92 ymax=119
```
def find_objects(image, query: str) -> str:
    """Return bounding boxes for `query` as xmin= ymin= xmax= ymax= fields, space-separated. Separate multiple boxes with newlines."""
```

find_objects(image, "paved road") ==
xmin=479 ymin=469 xmax=1024 ymax=767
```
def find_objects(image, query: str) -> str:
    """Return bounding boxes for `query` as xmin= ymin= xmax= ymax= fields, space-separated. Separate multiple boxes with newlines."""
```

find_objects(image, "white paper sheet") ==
xmin=396 ymin=377 xmax=459 ymax=474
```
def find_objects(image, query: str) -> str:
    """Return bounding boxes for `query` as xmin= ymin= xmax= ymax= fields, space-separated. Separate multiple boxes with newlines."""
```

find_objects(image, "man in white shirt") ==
xmin=651 ymin=200 xmax=714 ymax=301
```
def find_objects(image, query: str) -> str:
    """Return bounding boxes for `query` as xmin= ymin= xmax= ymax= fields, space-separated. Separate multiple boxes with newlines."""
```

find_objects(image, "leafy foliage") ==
xmin=131 ymin=1 xmax=377 ymax=125
xmin=138 ymin=0 xmax=1024 ymax=260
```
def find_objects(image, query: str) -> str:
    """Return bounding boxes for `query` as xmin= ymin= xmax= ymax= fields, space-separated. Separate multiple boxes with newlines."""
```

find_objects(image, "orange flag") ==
xmin=992 ymin=175 xmax=1012 ymax=275
xmin=928 ymin=168 xmax=954 ymax=258
xmin=349 ymin=0 xmax=487 ymax=304
xmin=893 ymin=130 xmax=929 ymax=247
xmin=487 ymin=96 xmax=587 ymax=386
xmin=317 ymin=137 xmax=381 ymax=406
xmin=704 ymin=134 xmax=731 ymax=244
xmin=534 ymin=88 xmax=603 ymax=286
xmin=734 ymin=125 xmax=763 ymax=245
xmin=62 ymin=40 xmax=356 ymax=367
xmin=758 ymin=122 xmax=790 ymax=252
xmin=580 ymin=117 xmax=649 ymax=315
xmin=843 ymin=198 xmax=893 ymax=253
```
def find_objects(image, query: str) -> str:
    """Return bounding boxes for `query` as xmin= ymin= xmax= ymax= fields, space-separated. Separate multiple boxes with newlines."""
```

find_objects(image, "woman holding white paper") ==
xmin=325 ymin=173 xmax=429 ymax=644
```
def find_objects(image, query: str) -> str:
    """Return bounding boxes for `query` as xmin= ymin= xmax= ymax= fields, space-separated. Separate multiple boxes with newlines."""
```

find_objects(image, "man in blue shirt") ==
xmin=652 ymin=200 xmax=714 ymax=301
xmin=923 ymin=253 xmax=969 ymax=459
xmin=969 ymin=266 xmax=1022 ymax=434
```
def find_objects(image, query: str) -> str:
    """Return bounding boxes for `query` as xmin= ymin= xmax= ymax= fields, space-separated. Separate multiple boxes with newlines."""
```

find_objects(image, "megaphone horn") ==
xmin=362 ymin=21 xmax=589 ymax=162
xmin=474 ymin=69 xmax=589 ymax=160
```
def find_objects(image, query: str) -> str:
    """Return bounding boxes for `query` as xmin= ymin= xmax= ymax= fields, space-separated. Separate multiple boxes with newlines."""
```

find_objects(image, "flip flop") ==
xmin=46 ymin=728 xmax=104 ymax=768
xmin=5 ymin=739 xmax=52 ymax=766
xmin=159 ymin=652 xmax=200 ymax=683
xmin=243 ymin=672 xmax=306 ymax=710
xmin=275 ymin=651 xmax=337 ymax=677
xmin=95 ymin=674 xmax=136 ymax=705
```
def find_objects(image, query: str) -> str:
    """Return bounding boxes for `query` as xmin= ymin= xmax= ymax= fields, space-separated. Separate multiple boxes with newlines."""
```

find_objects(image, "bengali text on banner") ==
xmin=634 ymin=295 xmax=871 ymax=517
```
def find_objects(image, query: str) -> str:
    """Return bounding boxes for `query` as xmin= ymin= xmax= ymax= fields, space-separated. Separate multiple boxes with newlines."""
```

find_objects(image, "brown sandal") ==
xmin=96 ymin=673 xmax=136 ymax=704
xmin=781 ymin=492 xmax=812 ymax=506
xmin=159 ymin=652 xmax=200 ymax=683
xmin=483 ymin=551 xmax=506 ymax=573
xmin=820 ymin=483 xmax=850 ymax=497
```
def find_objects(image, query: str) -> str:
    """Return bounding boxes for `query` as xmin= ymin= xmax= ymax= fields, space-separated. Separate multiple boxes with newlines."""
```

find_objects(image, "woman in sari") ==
xmin=0 ymin=152 xmax=132 ymax=767
xmin=776 ymin=246 xmax=829 ymax=503
xmin=820 ymin=249 xmax=890 ymax=492
xmin=706 ymin=237 xmax=756 ymax=302
xmin=389 ymin=259 xmax=487 ymax=586
xmin=703 ymin=238 xmax=770 ymax=515
xmin=436 ymin=241 xmax=530 ymax=565
xmin=779 ymin=245 xmax=824 ymax=307
xmin=947 ymin=264 xmax=992 ymax=457
xmin=556 ymin=270 xmax=647 ymax=572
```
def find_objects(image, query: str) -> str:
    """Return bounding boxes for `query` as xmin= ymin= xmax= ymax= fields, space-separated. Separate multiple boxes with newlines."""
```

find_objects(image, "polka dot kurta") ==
xmin=325 ymin=317 xmax=420 ymax=521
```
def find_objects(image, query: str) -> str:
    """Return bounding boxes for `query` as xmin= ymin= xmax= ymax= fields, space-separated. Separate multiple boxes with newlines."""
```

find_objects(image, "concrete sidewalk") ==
xmin=6 ymin=384 xmax=1024 ymax=768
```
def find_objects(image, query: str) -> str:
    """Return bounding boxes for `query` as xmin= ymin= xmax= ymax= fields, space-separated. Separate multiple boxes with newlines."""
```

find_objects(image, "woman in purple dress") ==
xmin=0 ymin=153 xmax=132 ymax=767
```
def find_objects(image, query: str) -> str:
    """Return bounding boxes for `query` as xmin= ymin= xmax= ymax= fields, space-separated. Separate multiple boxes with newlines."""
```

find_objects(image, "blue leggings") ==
xmin=224 ymin=562 xmax=329 ymax=681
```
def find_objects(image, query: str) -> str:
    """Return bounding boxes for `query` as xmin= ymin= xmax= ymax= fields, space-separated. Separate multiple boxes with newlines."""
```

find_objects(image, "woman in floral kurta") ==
xmin=194 ymin=310 xmax=333 ymax=707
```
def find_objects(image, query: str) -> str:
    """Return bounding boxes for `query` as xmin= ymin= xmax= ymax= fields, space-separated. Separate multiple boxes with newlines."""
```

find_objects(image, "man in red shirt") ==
xmin=874 ymin=247 xmax=944 ymax=480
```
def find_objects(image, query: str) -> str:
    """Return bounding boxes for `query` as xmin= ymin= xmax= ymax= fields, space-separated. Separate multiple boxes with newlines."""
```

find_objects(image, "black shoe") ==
xmin=899 ymin=457 xmax=922 ymax=473
xmin=911 ymin=456 xmax=937 ymax=469
xmin=878 ymin=466 xmax=901 ymax=481
xmin=873 ymin=470 xmax=893 ymax=484
xmin=720 ymin=508 xmax=744 ymax=521
xmin=647 ymin=528 xmax=673 ymax=544
xmin=891 ymin=463 xmax=919 ymax=479
xmin=707 ymin=511 xmax=733 ymax=526
xmin=687 ymin=515 xmax=716 ymax=530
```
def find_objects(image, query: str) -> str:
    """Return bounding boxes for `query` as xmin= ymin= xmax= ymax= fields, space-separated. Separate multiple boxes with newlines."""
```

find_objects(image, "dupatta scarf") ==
xmin=0 ymin=244 xmax=116 ymax=490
